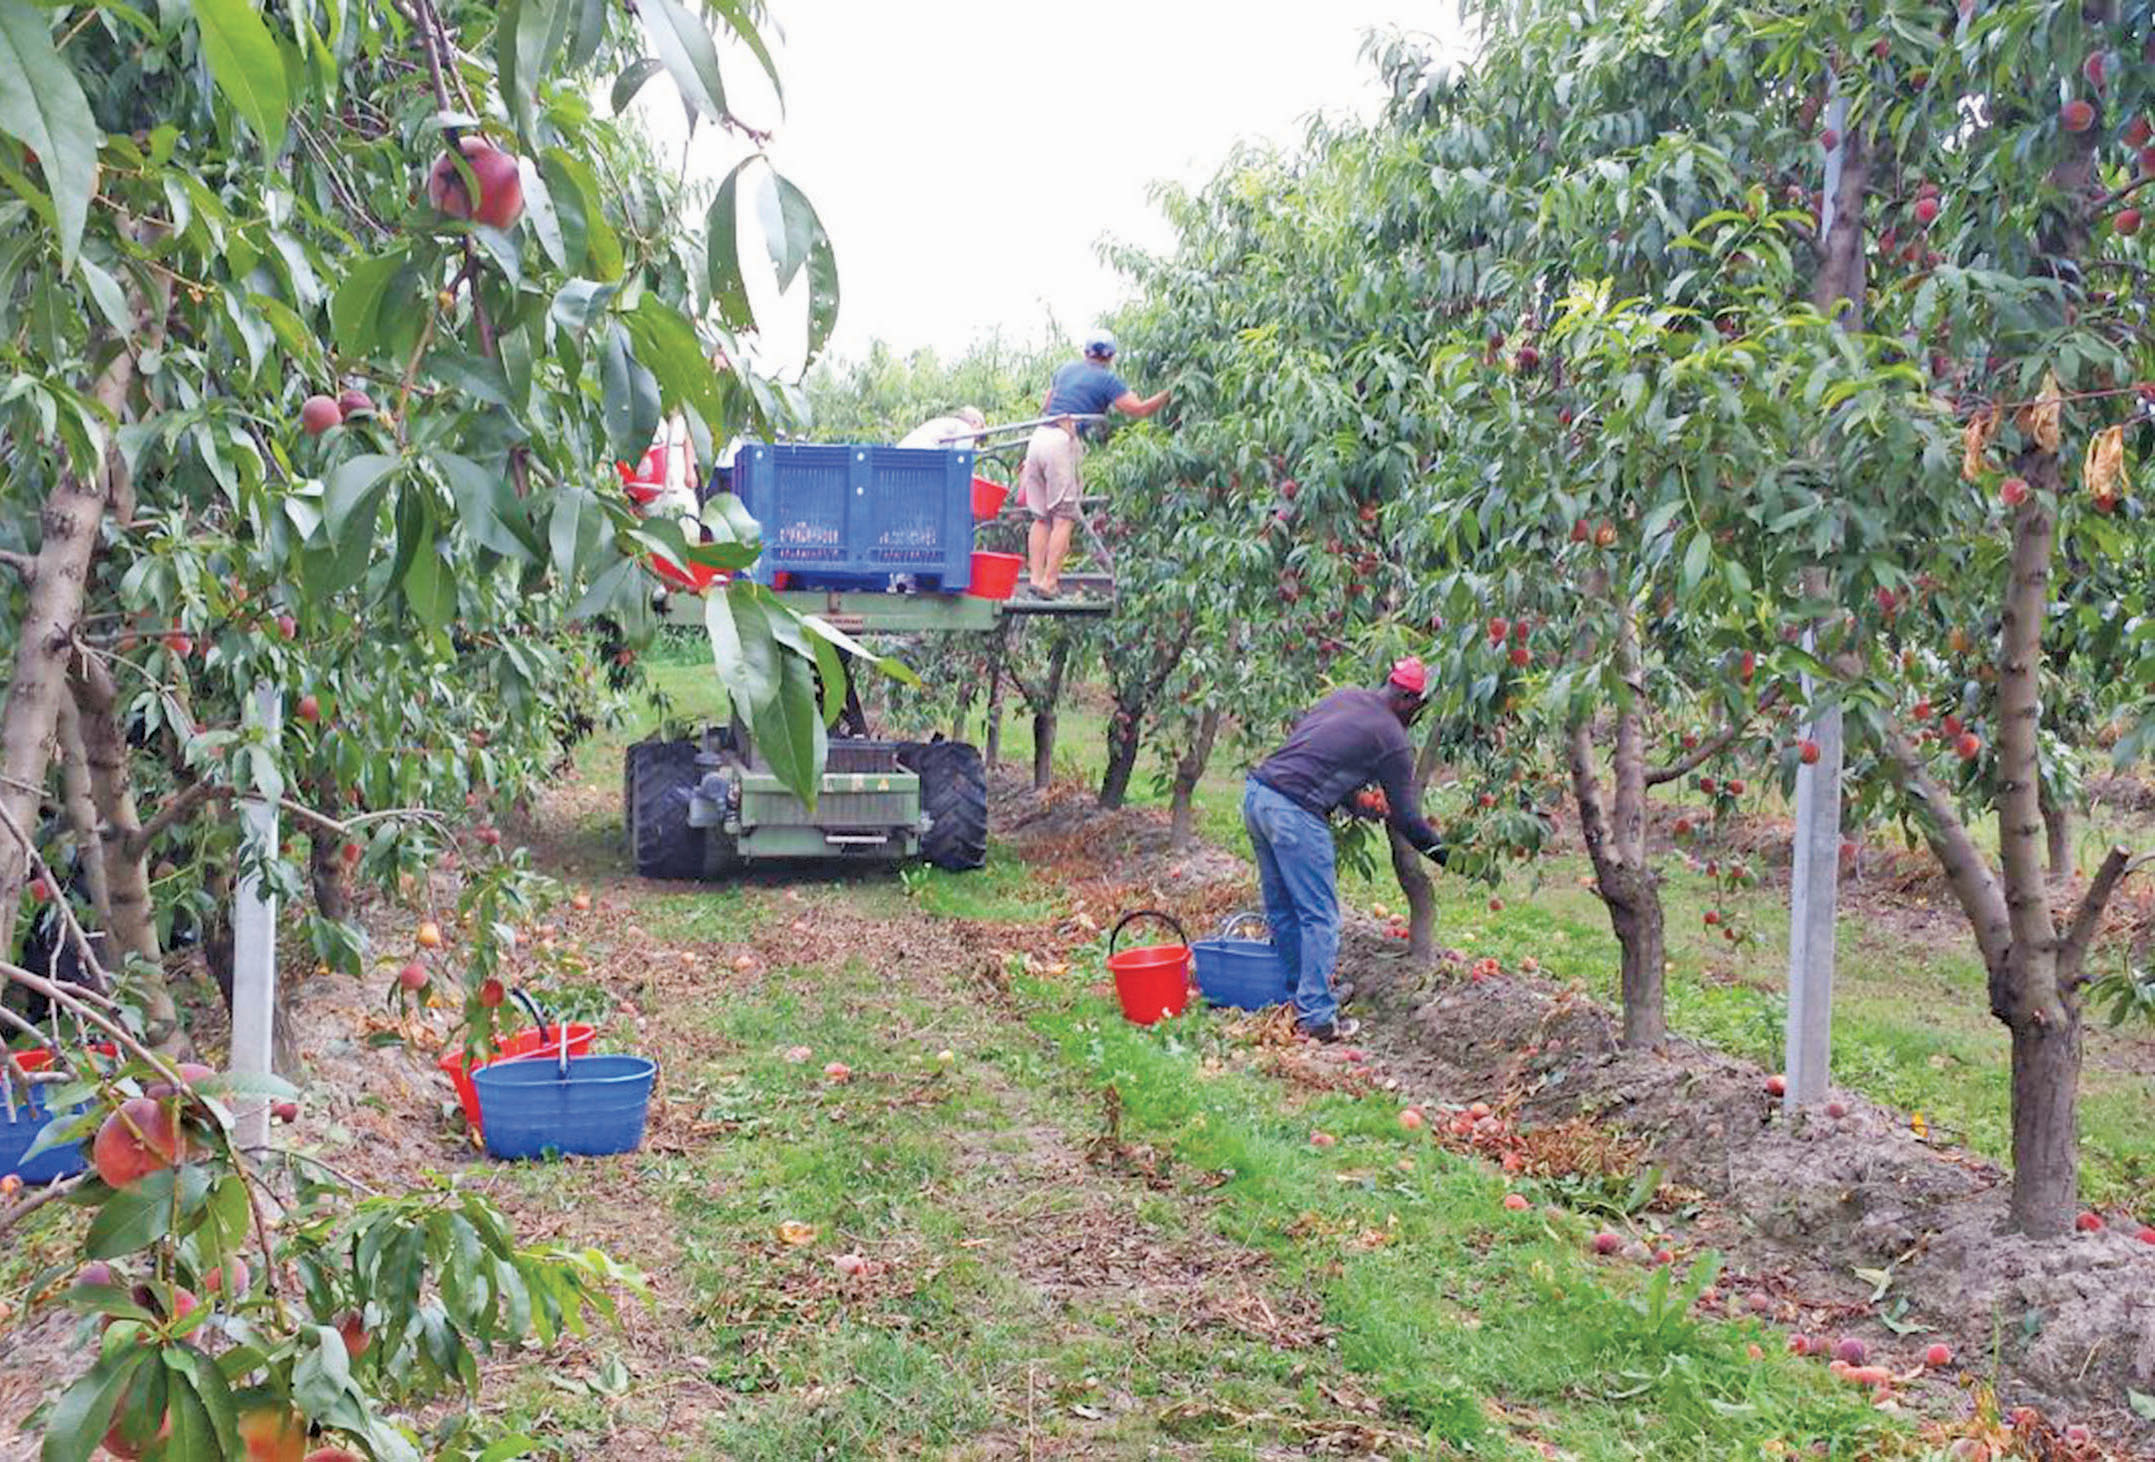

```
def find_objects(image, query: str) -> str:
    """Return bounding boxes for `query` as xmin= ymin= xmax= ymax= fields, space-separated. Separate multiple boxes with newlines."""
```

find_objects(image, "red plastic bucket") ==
xmin=971 ymin=475 xmax=1010 ymax=519
xmin=1106 ymin=910 xmax=1191 ymax=1025
xmin=967 ymin=551 xmax=1024 ymax=601
xmin=439 ymin=1023 xmax=596 ymax=1133
xmin=9 ymin=1043 xmax=118 ymax=1073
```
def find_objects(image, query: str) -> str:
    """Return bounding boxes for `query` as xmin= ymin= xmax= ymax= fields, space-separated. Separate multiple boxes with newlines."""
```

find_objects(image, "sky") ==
xmin=637 ymin=0 xmax=1467 ymax=370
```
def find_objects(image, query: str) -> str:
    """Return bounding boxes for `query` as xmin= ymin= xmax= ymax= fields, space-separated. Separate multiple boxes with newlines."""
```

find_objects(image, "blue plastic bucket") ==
xmin=472 ymin=1055 xmax=657 ymax=1161
xmin=0 ymin=1088 xmax=91 ymax=1184
xmin=1192 ymin=938 xmax=1295 ymax=1010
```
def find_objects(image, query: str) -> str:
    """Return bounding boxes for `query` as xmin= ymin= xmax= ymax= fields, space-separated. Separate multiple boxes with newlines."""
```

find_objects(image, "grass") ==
xmin=1017 ymin=980 xmax=1903 ymax=1460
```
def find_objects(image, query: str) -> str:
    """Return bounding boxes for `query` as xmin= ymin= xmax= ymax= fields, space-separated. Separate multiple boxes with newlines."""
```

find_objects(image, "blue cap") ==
xmin=1082 ymin=329 xmax=1118 ymax=359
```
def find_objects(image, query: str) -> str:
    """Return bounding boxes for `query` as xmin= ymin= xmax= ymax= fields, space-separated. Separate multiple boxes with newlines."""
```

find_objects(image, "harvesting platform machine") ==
xmin=623 ymin=419 xmax=1110 ymax=881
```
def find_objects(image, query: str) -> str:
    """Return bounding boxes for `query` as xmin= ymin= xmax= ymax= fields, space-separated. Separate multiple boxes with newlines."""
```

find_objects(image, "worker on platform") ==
xmin=1019 ymin=329 xmax=1167 ymax=598
xmin=1245 ymin=657 xmax=1450 ymax=1042
xmin=898 ymin=405 xmax=988 ymax=449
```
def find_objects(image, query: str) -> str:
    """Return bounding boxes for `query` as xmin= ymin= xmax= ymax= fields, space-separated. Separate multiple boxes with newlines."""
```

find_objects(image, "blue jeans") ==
xmin=1243 ymin=777 xmax=1342 ymax=1031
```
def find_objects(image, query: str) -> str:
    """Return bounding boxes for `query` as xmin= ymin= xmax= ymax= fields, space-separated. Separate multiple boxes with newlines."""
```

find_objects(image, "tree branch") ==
xmin=2061 ymin=844 xmax=2137 ymax=985
xmin=124 ymin=778 xmax=227 ymax=858
xmin=1880 ymin=725 xmax=2013 ymax=980
xmin=0 ymin=550 xmax=33 ymax=582
xmin=2085 ymin=170 xmax=2155 ymax=219
xmin=1645 ymin=688 xmax=1782 ymax=787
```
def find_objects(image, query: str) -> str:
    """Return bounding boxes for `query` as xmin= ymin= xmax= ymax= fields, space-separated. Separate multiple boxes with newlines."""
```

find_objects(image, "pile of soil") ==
xmin=1346 ymin=936 xmax=2155 ymax=1449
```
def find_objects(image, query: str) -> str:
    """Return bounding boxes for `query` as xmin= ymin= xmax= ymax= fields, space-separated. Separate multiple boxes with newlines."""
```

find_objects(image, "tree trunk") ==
xmin=69 ymin=660 xmax=183 ymax=1048
xmin=53 ymin=693 xmax=111 ymax=926
xmin=1605 ymin=865 xmax=1668 ymax=1048
xmin=983 ymin=627 xmax=1008 ymax=770
xmin=2007 ymin=1005 xmax=2082 ymax=1238
xmin=1167 ymin=706 xmax=1222 ymax=850
xmin=1389 ymin=827 xmax=1437 ymax=960
xmin=1099 ymin=708 xmax=1143 ymax=810
xmin=1030 ymin=636 xmax=1072 ymax=792
xmin=309 ymin=826 xmax=352 ymax=923
xmin=1032 ymin=712 xmax=1058 ymax=791
xmin=0 ymin=319 xmax=145 ymax=954
xmin=1397 ymin=718 xmax=1448 ymax=960
xmin=2041 ymin=792 xmax=2071 ymax=878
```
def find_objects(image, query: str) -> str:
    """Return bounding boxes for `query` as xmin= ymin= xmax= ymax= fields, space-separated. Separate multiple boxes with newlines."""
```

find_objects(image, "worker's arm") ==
xmin=1113 ymin=388 xmax=1169 ymax=419
xmin=1374 ymin=747 xmax=1447 ymax=862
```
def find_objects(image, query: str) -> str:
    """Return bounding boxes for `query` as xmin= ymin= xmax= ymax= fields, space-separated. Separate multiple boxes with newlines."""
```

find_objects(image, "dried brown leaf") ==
xmin=1961 ymin=405 xmax=1998 ymax=483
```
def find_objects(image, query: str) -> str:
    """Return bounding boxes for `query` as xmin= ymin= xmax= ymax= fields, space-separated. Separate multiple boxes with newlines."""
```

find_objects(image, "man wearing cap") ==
xmin=1019 ymin=329 xmax=1168 ymax=598
xmin=1244 ymin=657 xmax=1449 ymax=1041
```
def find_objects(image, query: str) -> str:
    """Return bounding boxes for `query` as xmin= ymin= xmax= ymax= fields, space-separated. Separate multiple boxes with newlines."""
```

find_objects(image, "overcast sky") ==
xmin=639 ymin=0 xmax=1467 ymax=370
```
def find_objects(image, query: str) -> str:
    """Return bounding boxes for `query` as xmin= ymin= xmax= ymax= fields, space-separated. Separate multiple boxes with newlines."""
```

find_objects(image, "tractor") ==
xmin=621 ymin=422 xmax=1110 ymax=881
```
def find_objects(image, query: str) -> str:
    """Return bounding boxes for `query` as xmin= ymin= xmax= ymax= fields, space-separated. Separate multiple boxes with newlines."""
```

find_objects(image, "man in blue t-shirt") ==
xmin=1017 ymin=329 xmax=1168 ymax=597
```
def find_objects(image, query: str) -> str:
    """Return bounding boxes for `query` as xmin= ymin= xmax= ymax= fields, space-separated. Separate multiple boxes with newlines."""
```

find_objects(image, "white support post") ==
xmin=230 ymin=683 xmax=281 ymax=1152
xmin=1783 ymin=92 xmax=1849 ymax=1113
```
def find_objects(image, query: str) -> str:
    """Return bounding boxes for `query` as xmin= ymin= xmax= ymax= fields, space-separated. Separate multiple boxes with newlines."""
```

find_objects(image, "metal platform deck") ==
xmin=662 ymin=578 xmax=1111 ymax=634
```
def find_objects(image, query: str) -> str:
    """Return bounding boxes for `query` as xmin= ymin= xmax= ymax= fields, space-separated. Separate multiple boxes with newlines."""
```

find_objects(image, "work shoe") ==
xmin=1301 ymin=1017 xmax=1361 ymax=1044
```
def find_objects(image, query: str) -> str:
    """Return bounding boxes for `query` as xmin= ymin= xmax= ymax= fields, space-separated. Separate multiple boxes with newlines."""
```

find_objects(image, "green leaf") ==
xmin=570 ymin=554 xmax=639 ymax=620
xmin=519 ymin=158 xmax=566 ymax=268
xmin=436 ymin=450 xmax=538 ymax=561
xmin=162 ymin=1349 xmax=239 ymax=1460
xmin=776 ymin=176 xmax=839 ymax=362
xmin=599 ymin=324 xmax=661 ymax=462
xmin=707 ymin=0 xmax=780 ymax=106
xmin=550 ymin=486 xmax=588 ymax=580
xmin=84 ymin=1170 xmax=179 ymax=1258
xmin=609 ymin=56 xmax=663 ymax=115
xmin=704 ymin=582 xmax=780 ymax=721
xmin=291 ymin=1324 xmax=353 ymax=1417
xmin=538 ymin=151 xmax=589 ymax=272
xmin=324 ymin=454 xmax=399 ymax=539
xmin=765 ymin=174 xmax=816 ymax=291
xmin=638 ymin=0 xmax=727 ymax=122
xmin=477 ymin=1436 xmax=545 ymax=1462
xmin=565 ymin=0 xmax=607 ymax=69
xmin=194 ymin=1069 xmax=298 ymax=1100
xmin=76 ymin=257 xmax=131 ymax=340
xmin=2129 ymin=1389 xmax=2155 ymax=1422
xmin=424 ymin=350 xmax=516 ymax=411
xmin=498 ymin=0 xmax=571 ymax=142
xmin=0 ymin=0 xmax=101 ymax=268
xmin=751 ymin=651 xmax=823 ymax=808
xmin=39 ymin=1345 xmax=149 ymax=1462
xmin=191 ymin=0 xmax=290 ymax=152
xmin=623 ymin=295 xmax=727 ymax=440
xmin=405 ymin=526 xmax=452 ymax=632
xmin=704 ymin=160 xmax=754 ymax=332
xmin=330 ymin=249 xmax=406 ymax=360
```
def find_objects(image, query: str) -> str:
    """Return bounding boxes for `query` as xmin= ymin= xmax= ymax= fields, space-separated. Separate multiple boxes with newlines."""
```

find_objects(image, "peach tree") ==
xmin=0 ymin=0 xmax=855 ymax=1447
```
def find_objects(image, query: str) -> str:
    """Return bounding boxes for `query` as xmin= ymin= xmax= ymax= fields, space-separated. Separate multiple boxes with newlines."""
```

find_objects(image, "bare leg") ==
xmin=1041 ymin=519 xmax=1076 ymax=592
xmin=1028 ymin=518 xmax=1051 ymax=589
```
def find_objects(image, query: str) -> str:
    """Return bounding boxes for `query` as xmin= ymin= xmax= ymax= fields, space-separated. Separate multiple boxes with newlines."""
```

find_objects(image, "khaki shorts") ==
xmin=1019 ymin=424 xmax=1083 ymax=522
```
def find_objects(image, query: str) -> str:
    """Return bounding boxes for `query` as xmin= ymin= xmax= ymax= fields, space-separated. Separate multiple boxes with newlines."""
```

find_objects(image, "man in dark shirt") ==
xmin=1018 ymin=329 xmax=1167 ymax=597
xmin=1246 ymin=657 xmax=1448 ymax=1040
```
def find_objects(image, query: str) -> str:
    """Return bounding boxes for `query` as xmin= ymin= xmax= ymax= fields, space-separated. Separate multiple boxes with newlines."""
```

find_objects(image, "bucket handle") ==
xmin=1216 ymin=909 xmax=1268 ymax=941
xmin=1108 ymin=909 xmax=1189 ymax=957
xmin=507 ymin=988 xmax=570 ymax=1078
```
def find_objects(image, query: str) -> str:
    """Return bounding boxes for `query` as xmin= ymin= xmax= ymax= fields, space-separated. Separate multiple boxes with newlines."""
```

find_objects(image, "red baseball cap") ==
xmin=1389 ymin=656 xmax=1428 ymax=696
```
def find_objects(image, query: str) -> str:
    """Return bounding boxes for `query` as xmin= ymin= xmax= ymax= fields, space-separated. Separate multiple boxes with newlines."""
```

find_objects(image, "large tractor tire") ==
xmin=626 ymin=739 xmax=708 ymax=880
xmin=911 ymin=740 xmax=988 ymax=872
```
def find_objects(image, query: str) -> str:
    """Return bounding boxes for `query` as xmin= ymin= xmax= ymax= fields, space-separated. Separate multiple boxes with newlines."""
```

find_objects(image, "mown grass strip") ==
xmin=1020 ymin=970 xmax=1910 ymax=1460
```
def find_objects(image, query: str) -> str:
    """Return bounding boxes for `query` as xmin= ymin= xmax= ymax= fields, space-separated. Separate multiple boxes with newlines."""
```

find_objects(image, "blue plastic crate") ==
xmin=732 ymin=442 xmax=976 ymax=592
xmin=0 ymin=1087 xmax=91 ymax=1185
